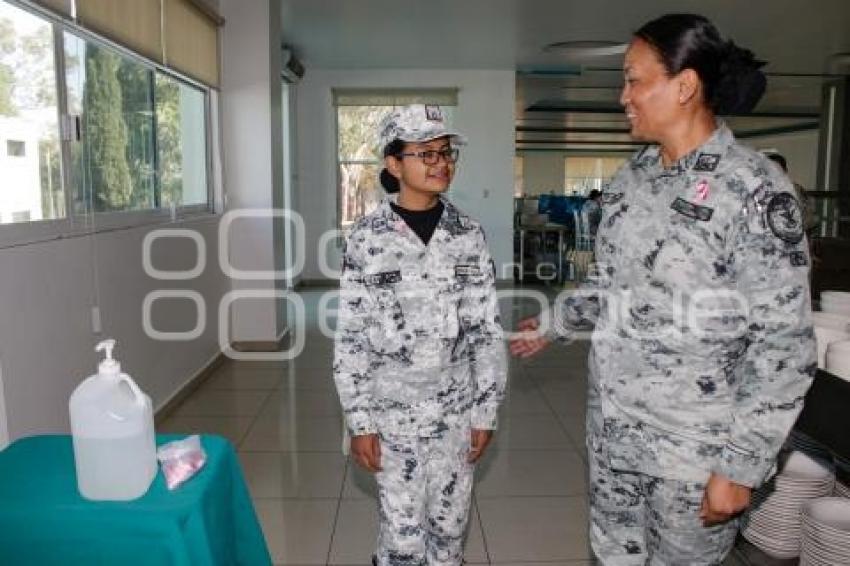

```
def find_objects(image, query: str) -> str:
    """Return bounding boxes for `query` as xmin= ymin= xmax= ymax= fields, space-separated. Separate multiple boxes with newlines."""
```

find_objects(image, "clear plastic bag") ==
xmin=156 ymin=435 xmax=207 ymax=490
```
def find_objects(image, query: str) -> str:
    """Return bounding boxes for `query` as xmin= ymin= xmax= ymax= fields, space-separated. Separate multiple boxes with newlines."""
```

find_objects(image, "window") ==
xmin=65 ymin=31 xmax=210 ymax=215
xmin=334 ymin=89 xmax=458 ymax=230
xmin=156 ymin=74 xmax=208 ymax=208
xmin=564 ymin=156 xmax=627 ymax=195
xmin=514 ymin=156 xmax=524 ymax=196
xmin=0 ymin=0 xmax=211 ymax=236
xmin=0 ymin=0 xmax=63 ymax=225
xmin=336 ymin=105 xmax=391 ymax=230
xmin=6 ymin=140 xmax=24 ymax=156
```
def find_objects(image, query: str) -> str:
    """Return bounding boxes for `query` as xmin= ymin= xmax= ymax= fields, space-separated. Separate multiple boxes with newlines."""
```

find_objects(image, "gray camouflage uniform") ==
xmin=334 ymin=195 xmax=506 ymax=565
xmin=547 ymin=122 xmax=816 ymax=564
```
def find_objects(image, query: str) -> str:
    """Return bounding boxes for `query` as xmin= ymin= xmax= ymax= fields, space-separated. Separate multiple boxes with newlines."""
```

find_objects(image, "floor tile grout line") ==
xmin=474 ymin=494 xmax=588 ymax=502
xmin=472 ymin=496 xmax=491 ymax=565
xmin=251 ymin=496 xmax=346 ymax=502
xmin=323 ymin=456 xmax=351 ymax=565
xmin=527 ymin=357 xmax=588 ymax=460
xmin=234 ymin=387 xmax=279 ymax=450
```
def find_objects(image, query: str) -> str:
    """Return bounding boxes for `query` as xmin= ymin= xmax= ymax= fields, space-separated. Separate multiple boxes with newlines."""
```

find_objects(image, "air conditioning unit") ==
xmin=281 ymin=47 xmax=305 ymax=83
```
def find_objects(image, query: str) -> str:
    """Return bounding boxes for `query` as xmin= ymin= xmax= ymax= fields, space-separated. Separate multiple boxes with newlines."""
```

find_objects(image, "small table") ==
xmin=0 ymin=434 xmax=271 ymax=565
xmin=517 ymin=224 xmax=570 ymax=283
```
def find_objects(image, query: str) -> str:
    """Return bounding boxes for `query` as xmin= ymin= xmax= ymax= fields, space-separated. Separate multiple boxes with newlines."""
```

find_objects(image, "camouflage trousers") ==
xmin=588 ymin=435 xmax=739 ymax=565
xmin=375 ymin=426 xmax=474 ymax=566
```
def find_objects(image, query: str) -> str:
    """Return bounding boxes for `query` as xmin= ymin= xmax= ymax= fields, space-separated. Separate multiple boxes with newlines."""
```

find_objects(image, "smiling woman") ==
xmin=334 ymin=90 xmax=458 ymax=230
xmin=511 ymin=13 xmax=816 ymax=566
xmin=333 ymin=103 xmax=506 ymax=565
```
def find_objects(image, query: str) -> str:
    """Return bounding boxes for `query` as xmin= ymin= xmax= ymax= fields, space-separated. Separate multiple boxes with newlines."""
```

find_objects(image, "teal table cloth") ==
xmin=0 ymin=434 xmax=271 ymax=566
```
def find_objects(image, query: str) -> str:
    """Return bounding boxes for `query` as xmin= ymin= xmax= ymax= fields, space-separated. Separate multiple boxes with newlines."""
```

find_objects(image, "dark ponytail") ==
xmin=715 ymin=41 xmax=767 ymax=115
xmin=379 ymin=139 xmax=405 ymax=194
xmin=635 ymin=13 xmax=766 ymax=115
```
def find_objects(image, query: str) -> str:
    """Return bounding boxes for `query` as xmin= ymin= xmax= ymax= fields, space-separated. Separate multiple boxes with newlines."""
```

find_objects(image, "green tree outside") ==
xmin=83 ymin=45 xmax=133 ymax=211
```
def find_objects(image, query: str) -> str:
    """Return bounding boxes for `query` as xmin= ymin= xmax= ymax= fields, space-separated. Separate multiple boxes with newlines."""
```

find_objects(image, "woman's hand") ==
xmin=509 ymin=317 xmax=552 ymax=358
xmin=700 ymin=473 xmax=751 ymax=526
xmin=468 ymin=429 xmax=493 ymax=463
xmin=350 ymin=433 xmax=382 ymax=473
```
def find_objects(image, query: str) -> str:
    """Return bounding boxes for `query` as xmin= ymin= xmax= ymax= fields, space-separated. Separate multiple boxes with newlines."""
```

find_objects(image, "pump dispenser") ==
xmin=69 ymin=339 xmax=157 ymax=500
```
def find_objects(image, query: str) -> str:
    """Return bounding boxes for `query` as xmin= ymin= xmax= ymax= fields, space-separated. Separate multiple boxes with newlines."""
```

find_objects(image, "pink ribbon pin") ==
xmin=695 ymin=179 xmax=710 ymax=201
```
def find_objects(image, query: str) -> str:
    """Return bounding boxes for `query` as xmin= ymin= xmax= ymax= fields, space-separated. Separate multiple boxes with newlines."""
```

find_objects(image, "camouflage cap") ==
xmin=377 ymin=104 xmax=467 ymax=153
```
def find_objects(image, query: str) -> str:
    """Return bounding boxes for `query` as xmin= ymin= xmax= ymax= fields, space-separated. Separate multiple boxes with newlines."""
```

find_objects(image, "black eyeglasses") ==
xmin=396 ymin=148 xmax=460 ymax=165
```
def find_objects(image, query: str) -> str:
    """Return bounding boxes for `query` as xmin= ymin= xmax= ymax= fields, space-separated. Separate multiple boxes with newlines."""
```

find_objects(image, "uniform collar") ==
xmin=377 ymin=194 xmax=465 ymax=246
xmin=381 ymin=194 xmax=462 ymax=223
xmin=639 ymin=120 xmax=734 ymax=177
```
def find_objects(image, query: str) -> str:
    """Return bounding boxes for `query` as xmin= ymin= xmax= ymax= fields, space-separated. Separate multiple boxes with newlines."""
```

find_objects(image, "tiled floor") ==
xmin=160 ymin=288 xmax=755 ymax=565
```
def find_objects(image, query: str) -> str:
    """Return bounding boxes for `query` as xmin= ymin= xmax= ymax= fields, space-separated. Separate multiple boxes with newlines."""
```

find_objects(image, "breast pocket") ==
xmin=365 ymin=274 xmax=405 ymax=353
xmin=656 ymin=212 xmax=726 ymax=288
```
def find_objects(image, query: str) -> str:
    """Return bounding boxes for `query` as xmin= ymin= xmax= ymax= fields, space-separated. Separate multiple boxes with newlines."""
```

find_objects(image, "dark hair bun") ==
xmin=379 ymin=168 xmax=400 ymax=193
xmin=635 ymin=14 xmax=767 ymax=116
xmin=714 ymin=41 xmax=766 ymax=115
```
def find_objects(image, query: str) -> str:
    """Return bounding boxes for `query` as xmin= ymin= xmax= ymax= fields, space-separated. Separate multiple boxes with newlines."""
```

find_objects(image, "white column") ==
xmin=219 ymin=0 xmax=287 ymax=344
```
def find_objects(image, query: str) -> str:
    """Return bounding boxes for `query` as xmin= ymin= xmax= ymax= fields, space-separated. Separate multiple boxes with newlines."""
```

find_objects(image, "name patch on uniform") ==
xmin=790 ymin=251 xmax=808 ymax=267
xmin=364 ymin=270 xmax=401 ymax=286
xmin=455 ymin=264 xmax=482 ymax=278
xmin=671 ymin=197 xmax=714 ymax=221
xmin=600 ymin=192 xmax=624 ymax=205
xmin=766 ymin=192 xmax=804 ymax=244
xmin=693 ymin=153 xmax=721 ymax=172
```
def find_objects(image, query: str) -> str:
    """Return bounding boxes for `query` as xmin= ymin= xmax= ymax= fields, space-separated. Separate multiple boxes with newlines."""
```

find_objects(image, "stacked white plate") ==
xmin=812 ymin=312 xmax=850 ymax=369
xmin=800 ymin=497 xmax=850 ymax=565
xmin=826 ymin=340 xmax=850 ymax=381
xmin=742 ymin=450 xmax=835 ymax=559
xmin=821 ymin=291 xmax=850 ymax=316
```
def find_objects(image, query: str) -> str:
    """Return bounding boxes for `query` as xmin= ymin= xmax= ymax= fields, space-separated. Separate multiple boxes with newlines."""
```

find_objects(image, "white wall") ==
xmin=521 ymin=152 xmax=565 ymax=196
xmin=295 ymin=69 xmax=515 ymax=280
xmin=220 ymin=0 xmax=287 ymax=342
xmin=744 ymin=129 xmax=820 ymax=190
xmin=0 ymin=218 xmax=228 ymax=444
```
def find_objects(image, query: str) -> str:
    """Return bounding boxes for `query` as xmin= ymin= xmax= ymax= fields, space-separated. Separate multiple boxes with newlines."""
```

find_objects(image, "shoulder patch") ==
xmin=671 ymin=197 xmax=714 ymax=221
xmin=766 ymin=192 xmax=804 ymax=244
xmin=693 ymin=153 xmax=721 ymax=172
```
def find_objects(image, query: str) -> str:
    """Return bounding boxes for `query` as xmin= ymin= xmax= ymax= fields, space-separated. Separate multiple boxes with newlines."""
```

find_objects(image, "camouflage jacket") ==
xmin=333 ymin=195 xmax=506 ymax=437
xmin=549 ymin=122 xmax=816 ymax=487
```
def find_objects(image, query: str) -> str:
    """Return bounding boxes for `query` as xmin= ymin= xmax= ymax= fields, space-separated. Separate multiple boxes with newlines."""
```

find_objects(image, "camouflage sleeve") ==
xmin=715 ymin=189 xmax=816 ymax=487
xmin=333 ymin=237 xmax=377 ymax=436
xmin=543 ymin=273 xmax=602 ymax=342
xmin=463 ymin=227 xmax=507 ymax=430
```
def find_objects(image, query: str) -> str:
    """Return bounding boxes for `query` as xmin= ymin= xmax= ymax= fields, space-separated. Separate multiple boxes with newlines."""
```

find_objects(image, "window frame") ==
xmin=334 ymin=106 xmax=386 ymax=234
xmin=0 ymin=0 xmax=216 ymax=249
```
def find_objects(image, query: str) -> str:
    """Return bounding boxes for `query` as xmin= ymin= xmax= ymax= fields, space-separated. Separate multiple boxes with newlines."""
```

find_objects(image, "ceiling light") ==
xmin=543 ymin=40 xmax=627 ymax=58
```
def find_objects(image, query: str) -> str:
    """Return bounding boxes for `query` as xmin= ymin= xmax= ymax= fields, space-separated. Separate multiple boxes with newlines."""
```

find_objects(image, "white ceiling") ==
xmin=281 ymin=0 xmax=850 ymax=73
xmin=281 ymin=0 xmax=850 ymax=150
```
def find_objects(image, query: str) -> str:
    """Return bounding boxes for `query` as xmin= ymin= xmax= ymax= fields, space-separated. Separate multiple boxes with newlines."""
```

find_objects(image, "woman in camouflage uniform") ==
xmin=333 ymin=104 xmax=506 ymax=565
xmin=511 ymin=14 xmax=815 ymax=565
